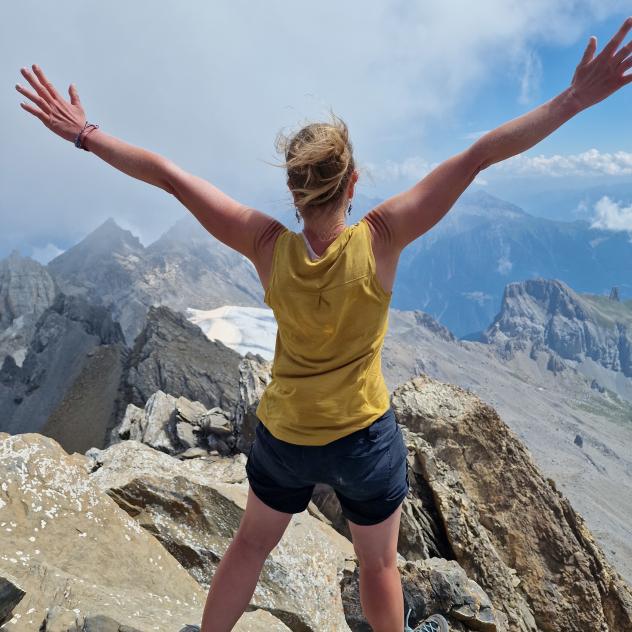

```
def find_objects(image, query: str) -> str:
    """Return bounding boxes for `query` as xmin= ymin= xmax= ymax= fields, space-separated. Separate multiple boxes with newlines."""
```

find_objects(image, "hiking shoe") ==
xmin=405 ymin=607 xmax=449 ymax=632
xmin=178 ymin=626 xmax=200 ymax=632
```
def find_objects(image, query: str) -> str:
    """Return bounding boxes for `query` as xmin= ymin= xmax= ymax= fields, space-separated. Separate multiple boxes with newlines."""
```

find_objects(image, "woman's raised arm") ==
xmin=15 ymin=64 xmax=281 ymax=264
xmin=374 ymin=16 xmax=632 ymax=252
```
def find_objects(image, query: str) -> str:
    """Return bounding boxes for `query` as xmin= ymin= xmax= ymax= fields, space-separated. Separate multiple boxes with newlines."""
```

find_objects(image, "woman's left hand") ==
xmin=15 ymin=64 xmax=86 ymax=143
xmin=569 ymin=16 xmax=632 ymax=111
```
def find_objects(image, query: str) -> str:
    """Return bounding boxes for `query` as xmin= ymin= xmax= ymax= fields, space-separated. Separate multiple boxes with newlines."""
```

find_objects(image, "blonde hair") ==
xmin=274 ymin=110 xmax=356 ymax=217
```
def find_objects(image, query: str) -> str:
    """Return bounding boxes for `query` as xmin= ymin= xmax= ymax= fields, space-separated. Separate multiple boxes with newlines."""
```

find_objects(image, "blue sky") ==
xmin=1 ymin=1 xmax=631 ymax=262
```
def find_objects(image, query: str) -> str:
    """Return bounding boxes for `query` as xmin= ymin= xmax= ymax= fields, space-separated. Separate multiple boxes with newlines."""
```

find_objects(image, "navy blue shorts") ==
xmin=245 ymin=407 xmax=410 ymax=526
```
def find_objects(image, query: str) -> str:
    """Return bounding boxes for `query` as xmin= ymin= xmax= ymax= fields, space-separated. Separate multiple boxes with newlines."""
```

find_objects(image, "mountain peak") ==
xmin=46 ymin=217 xmax=144 ymax=271
xmin=458 ymin=189 xmax=530 ymax=217
xmin=147 ymin=214 xmax=212 ymax=250
xmin=89 ymin=217 xmax=139 ymax=242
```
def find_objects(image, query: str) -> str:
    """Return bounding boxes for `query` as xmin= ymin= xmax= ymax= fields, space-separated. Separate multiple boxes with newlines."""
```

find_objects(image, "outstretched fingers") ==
xmin=15 ymin=83 xmax=51 ymax=115
xmin=580 ymin=36 xmax=597 ymax=65
xmin=19 ymin=101 xmax=48 ymax=124
xmin=20 ymin=66 xmax=52 ymax=106
xmin=602 ymin=16 xmax=632 ymax=58
xmin=30 ymin=64 xmax=63 ymax=102
xmin=613 ymin=38 xmax=632 ymax=66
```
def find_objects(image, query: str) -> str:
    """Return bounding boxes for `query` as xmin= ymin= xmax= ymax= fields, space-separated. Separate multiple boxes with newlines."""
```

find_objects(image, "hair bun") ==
xmin=275 ymin=110 xmax=355 ymax=212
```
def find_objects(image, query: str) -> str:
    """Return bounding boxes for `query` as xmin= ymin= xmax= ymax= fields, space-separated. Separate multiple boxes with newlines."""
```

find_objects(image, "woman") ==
xmin=15 ymin=17 xmax=632 ymax=632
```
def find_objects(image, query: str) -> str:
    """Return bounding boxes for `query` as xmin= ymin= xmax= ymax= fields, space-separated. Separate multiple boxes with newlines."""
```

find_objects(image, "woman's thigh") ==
xmin=346 ymin=503 xmax=403 ymax=569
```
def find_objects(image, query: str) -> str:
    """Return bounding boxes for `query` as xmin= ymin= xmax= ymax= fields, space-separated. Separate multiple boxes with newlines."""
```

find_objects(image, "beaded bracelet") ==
xmin=74 ymin=121 xmax=99 ymax=151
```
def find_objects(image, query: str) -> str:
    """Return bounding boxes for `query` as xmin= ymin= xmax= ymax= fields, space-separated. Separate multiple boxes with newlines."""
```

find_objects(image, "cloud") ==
xmin=497 ymin=255 xmax=513 ymax=275
xmin=489 ymin=149 xmax=632 ymax=177
xmin=337 ymin=145 xmax=632 ymax=187
xmin=462 ymin=130 xmax=491 ymax=140
xmin=589 ymin=195 xmax=632 ymax=234
xmin=461 ymin=291 xmax=494 ymax=305
xmin=30 ymin=243 xmax=65 ymax=265
xmin=1 ymin=0 xmax=629 ymax=255
xmin=517 ymin=49 xmax=543 ymax=105
xmin=363 ymin=157 xmax=435 ymax=183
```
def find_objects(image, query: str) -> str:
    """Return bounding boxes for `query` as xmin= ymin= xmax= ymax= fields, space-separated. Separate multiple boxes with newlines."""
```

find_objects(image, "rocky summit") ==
xmin=1 ymin=370 xmax=631 ymax=631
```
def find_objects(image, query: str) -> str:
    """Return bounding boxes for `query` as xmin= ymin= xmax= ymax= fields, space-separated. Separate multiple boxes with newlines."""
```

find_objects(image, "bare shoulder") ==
xmin=250 ymin=213 xmax=289 ymax=292
xmin=361 ymin=206 xmax=402 ymax=295
xmin=361 ymin=205 xmax=401 ymax=258
xmin=252 ymin=214 xmax=289 ymax=263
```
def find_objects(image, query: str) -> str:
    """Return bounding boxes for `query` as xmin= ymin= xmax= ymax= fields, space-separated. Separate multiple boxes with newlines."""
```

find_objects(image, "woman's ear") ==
xmin=348 ymin=169 xmax=359 ymax=197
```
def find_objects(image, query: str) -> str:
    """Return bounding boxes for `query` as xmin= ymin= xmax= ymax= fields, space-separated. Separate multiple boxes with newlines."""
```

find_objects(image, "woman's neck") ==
xmin=302 ymin=213 xmax=347 ymax=243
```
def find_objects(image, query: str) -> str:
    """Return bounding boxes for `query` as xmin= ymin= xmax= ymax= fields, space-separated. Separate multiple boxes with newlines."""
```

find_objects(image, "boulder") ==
xmin=0 ymin=432 xmax=280 ymax=631
xmin=110 ymin=391 xmax=237 ymax=457
xmin=392 ymin=374 xmax=632 ymax=632
xmin=88 ymin=439 xmax=355 ymax=632
xmin=233 ymin=353 xmax=272 ymax=454
xmin=341 ymin=556 xmax=498 ymax=632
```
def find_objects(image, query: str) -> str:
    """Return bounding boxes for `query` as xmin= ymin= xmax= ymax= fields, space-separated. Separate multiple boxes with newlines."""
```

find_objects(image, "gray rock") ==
xmin=112 ymin=402 xmax=144 ymax=442
xmin=401 ymin=558 xmax=496 ymax=631
xmin=234 ymin=353 xmax=272 ymax=454
xmin=0 ymin=292 xmax=126 ymax=455
xmin=178 ymin=447 xmax=210 ymax=459
xmin=125 ymin=305 xmax=242 ymax=417
xmin=110 ymin=391 xmax=236 ymax=456
xmin=0 ymin=250 xmax=57 ymax=367
xmin=341 ymin=557 xmax=497 ymax=632
xmin=482 ymin=278 xmax=632 ymax=377
xmin=175 ymin=396 xmax=208 ymax=425
xmin=175 ymin=419 xmax=198 ymax=449
xmin=197 ymin=409 xmax=233 ymax=437
xmin=0 ymin=575 xmax=25 ymax=626
xmin=141 ymin=390 xmax=179 ymax=452
xmin=39 ymin=606 xmax=143 ymax=631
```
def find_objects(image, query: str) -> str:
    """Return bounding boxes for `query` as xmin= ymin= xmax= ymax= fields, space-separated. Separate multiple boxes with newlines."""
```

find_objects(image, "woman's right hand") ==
xmin=569 ymin=16 xmax=632 ymax=111
xmin=15 ymin=64 xmax=87 ymax=143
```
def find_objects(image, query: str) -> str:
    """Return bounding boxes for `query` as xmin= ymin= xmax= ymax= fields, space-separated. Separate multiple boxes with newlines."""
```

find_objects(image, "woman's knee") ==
xmin=233 ymin=528 xmax=278 ymax=557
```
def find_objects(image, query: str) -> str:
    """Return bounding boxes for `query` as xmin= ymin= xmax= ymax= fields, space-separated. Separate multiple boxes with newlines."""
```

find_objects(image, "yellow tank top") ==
xmin=255 ymin=217 xmax=392 ymax=445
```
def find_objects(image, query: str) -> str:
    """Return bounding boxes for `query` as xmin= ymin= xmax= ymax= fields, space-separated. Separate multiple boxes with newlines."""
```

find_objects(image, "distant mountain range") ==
xmin=45 ymin=214 xmax=264 ymax=346
xmin=392 ymin=189 xmax=632 ymax=337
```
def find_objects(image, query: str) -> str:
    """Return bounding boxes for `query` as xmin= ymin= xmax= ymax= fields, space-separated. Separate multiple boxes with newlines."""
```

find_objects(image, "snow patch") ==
xmin=186 ymin=305 xmax=277 ymax=360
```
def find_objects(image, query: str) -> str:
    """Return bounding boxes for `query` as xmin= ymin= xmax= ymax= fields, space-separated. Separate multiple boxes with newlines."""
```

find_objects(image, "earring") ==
xmin=295 ymin=210 xmax=302 ymax=224
xmin=347 ymin=202 xmax=352 ymax=216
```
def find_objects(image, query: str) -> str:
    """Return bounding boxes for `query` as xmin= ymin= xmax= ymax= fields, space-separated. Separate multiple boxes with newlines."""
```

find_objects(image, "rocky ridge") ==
xmin=46 ymin=216 xmax=264 ymax=346
xmin=483 ymin=278 xmax=632 ymax=378
xmin=2 ymin=369 xmax=630 ymax=631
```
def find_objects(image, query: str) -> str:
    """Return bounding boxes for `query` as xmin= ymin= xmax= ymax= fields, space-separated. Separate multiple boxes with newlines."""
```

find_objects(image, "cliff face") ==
xmin=3 ymin=369 xmax=630 ymax=631
xmin=483 ymin=278 xmax=632 ymax=377
xmin=0 ymin=250 xmax=58 ymax=367
xmin=0 ymin=292 xmax=126 ymax=448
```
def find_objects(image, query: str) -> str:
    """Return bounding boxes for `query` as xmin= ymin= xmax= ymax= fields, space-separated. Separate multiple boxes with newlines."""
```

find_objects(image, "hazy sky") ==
xmin=2 ymin=1 xmax=632 ymax=262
